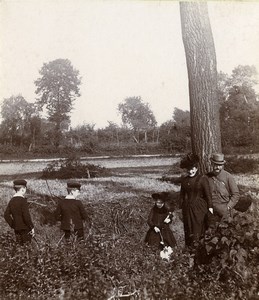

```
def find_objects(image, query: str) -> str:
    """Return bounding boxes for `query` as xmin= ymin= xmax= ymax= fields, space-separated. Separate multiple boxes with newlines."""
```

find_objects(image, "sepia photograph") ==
xmin=0 ymin=1 xmax=259 ymax=299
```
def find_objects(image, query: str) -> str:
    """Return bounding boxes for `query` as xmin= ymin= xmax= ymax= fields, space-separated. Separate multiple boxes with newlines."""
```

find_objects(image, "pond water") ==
xmin=0 ymin=155 xmax=180 ymax=176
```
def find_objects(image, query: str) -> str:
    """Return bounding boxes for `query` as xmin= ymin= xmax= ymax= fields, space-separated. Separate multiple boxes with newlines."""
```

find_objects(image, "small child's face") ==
xmin=156 ymin=199 xmax=164 ymax=208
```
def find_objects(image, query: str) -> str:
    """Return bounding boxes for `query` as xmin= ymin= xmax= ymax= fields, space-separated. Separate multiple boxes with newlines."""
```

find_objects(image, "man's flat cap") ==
xmin=13 ymin=179 xmax=27 ymax=187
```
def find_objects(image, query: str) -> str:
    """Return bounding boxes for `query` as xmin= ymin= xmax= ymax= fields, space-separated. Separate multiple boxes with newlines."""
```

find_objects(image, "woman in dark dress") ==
xmin=179 ymin=154 xmax=213 ymax=247
xmin=145 ymin=192 xmax=177 ymax=250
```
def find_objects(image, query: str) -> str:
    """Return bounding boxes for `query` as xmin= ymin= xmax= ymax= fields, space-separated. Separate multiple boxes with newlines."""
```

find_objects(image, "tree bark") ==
xmin=180 ymin=2 xmax=222 ymax=173
xmin=144 ymin=131 xmax=148 ymax=143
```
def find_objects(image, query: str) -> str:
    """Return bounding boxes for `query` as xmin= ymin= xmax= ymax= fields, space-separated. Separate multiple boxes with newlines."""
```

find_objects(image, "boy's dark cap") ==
xmin=67 ymin=181 xmax=81 ymax=190
xmin=13 ymin=179 xmax=27 ymax=187
xmin=152 ymin=192 xmax=169 ymax=202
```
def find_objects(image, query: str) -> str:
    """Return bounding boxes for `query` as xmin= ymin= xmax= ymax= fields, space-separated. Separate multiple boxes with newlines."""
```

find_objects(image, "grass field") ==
xmin=0 ymin=156 xmax=182 ymax=219
xmin=0 ymin=154 xmax=258 ymax=241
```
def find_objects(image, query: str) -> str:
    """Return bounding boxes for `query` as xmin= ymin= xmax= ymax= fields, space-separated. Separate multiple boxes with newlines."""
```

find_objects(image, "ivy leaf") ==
xmin=206 ymin=245 xmax=213 ymax=253
xmin=210 ymin=237 xmax=219 ymax=244
xmin=221 ymin=236 xmax=230 ymax=246
xmin=229 ymin=249 xmax=237 ymax=260
xmin=236 ymin=248 xmax=247 ymax=263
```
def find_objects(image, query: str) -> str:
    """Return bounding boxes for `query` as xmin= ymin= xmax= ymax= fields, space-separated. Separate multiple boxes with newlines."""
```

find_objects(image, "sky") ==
xmin=1 ymin=0 xmax=259 ymax=129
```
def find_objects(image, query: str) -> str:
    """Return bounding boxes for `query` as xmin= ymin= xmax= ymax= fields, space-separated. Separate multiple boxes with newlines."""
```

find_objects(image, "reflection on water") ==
xmin=0 ymin=155 xmax=180 ymax=176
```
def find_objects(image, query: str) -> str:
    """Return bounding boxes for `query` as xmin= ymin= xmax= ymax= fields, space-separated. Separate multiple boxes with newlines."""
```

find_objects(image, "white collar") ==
xmin=65 ymin=195 xmax=76 ymax=200
xmin=13 ymin=193 xmax=25 ymax=198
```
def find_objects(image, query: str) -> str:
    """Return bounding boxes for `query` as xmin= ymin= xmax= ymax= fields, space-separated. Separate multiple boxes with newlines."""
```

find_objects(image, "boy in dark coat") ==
xmin=55 ymin=181 xmax=88 ymax=241
xmin=145 ymin=192 xmax=176 ymax=250
xmin=4 ymin=179 xmax=35 ymax=245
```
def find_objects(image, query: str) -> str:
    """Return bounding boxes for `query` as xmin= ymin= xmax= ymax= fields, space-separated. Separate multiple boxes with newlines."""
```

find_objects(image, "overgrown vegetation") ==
xmin=41 ymin=157 xmax=111 ymax=179
xmin=0 ymin=191 xmax=258 ymax=299
xmin=1 ymin=155 xmax=259 ymax=299
xmin=193 ymin=208 xmax=259 ymax=300
xmin=224 ymin=156 xmax=259 ymax=174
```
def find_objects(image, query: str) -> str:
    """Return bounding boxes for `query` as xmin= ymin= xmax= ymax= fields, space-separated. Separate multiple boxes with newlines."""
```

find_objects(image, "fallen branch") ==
xmin=28 ymin=201 xmax=47 ymax=207
xmin=107 ymin=290 xmax=139 ymax=300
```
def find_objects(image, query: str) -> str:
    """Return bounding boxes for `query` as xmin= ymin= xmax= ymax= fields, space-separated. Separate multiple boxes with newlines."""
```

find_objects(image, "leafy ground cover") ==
xmin=0 ymin=156 xmax=259 ymax=299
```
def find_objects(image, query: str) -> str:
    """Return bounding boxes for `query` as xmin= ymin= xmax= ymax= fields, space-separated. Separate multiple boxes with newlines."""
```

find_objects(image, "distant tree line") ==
xmin=0 ymin=59 xmax=258 ymax=158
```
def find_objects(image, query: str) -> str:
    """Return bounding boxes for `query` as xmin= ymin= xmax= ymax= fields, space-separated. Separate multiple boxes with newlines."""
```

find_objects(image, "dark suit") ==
xmin=4 ymin=196 xmax=34 ymax=244
xmin=55 ymin=197 xmax=88 ymax=239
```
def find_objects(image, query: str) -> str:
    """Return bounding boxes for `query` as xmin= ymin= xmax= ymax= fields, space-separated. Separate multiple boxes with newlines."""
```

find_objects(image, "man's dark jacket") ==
xmin=4 ymin=196 xmax=34 ymax=230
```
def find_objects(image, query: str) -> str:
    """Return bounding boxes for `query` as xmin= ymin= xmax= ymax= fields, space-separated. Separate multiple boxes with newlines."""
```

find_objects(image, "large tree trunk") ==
xmin=144 ymin=131 xmax=148 ymax=143
xmin=156 ymin=128 xmax=159 ymax=143
xmin=180 ymin=2 xmax=221 ymax=173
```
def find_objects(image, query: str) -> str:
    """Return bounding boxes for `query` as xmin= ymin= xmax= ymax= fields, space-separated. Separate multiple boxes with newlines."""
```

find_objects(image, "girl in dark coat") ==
xmin=180 ymin=154 xmax=213 ymax=247
xmin=144 ymin=192 xmax=177 ymax=250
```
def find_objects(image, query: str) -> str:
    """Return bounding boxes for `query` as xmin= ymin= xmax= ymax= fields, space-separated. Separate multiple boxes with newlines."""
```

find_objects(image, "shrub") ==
xmin=41 ymin=156 xmax=110 ymax=179
xmin=192 ymin=207 xmax=259 ymax=300
xmin=0 ymin=145 xmax=27 ymax=158
xmin=224 ymin=156 xmax=259 ymax=174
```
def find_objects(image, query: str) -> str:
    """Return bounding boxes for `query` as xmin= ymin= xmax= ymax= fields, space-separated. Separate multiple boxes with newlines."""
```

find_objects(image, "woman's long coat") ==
xmin=180 ymin=174 xmax=212 ymax=246
xmin=144 ymin=205 xmax=176 ymax=249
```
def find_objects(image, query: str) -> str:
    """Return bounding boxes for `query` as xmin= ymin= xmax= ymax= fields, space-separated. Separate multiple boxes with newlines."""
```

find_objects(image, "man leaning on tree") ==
xmin=207 ymin=153 xmax=239 ymax=223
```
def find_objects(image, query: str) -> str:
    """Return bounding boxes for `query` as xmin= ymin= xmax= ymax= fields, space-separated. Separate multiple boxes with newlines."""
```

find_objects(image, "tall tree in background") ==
xmin=118 ymin=96 xmax=157 ymax=143
xmin=0 ymin=95 xmax=36 ymax=146
xmin=35 ymin=58 xmax=81 ymax=146
xmin=218 ymin=65 xmax=258 ymax=105
xmin=218 ymin=65 xmax=259 ymax=148
xmin=180 ymin=2 xmax=221 ymax=172
xmin=159 ymin=108 xmax=191 ymax=152
xmin=105 ymin=121 xmax=120 ymax=144
xmin=173 ymin=108 xmax=190 ymax=129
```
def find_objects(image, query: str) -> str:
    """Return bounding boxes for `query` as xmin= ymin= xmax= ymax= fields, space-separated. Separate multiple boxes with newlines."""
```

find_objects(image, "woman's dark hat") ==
xmin=152 ymin=192 xmax=169 ymax=202
xmin=67 ymin=181 xmax=81 ymax=190
xmin=210 ymin=153 xmax=226 ymax=165
xmin=180 ymin=153 xmax=199 ymax=169
xmin=13 ymin=179 xmax=27 ymax=187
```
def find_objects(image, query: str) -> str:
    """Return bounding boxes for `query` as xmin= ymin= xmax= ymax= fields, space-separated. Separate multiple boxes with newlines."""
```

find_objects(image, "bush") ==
xmin=0 ymin=145 xmax=28 ymax=158
xmin=3 ymin=195 xmax=259 ymax=299
xmin=192 ymin=207 xmax=259 ymax=300
xmin=1 ymin=191 xmax=259 ymax=299
xmin=224 ymin=156 xmax=259 ymax=174
xmin=41 ymin=156 xmax=110 ymax=179
xmin=0 ymin=233 xmax=112 ymax=299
